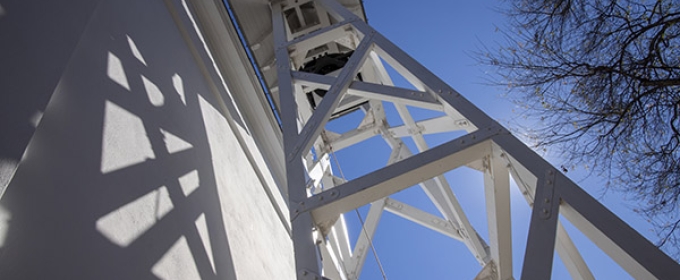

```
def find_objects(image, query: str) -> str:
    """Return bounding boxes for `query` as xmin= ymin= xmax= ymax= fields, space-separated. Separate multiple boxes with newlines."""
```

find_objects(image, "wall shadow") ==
xmin=0 ymin=0 xmax=255 ymax=279
xmin=0 ymin=0 xmax=103 ymax=194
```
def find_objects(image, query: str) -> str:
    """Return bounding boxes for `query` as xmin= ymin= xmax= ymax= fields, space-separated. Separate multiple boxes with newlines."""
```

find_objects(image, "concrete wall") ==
xmin=0 ymin=0 xmax=294 ymax=279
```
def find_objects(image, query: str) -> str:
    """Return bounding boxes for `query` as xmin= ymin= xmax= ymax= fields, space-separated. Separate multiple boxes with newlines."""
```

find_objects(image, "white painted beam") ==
xmin=555 ymin=222 xmax=595 ymax=280
xmin=503 ymin=151 xmax=594 ymax=280
xmin=290 ymin=36 xmax=374 ymax=162
xmin=319 ymin=239 xmax=347 ymax=280
xmin=272 ymin=2 xmax=320 ymax=277
xmin=298 ymin=127 xmax=502 ymax=224
xmin=286 ymin=19 xmax=351 ymax=49
xmin=560 ymin=181 xmax=680 ymax=279
xmin=383 ymin=198 xmax=463 ymax=241
xmin=389 ymin=116 xmax=470 ymax=138
xmin=520 ymin=169 xmax=560 ymax=280
xmin=495 ymin=134 xmax=680 ymax=279
xmin=324 ymin=125 xmax=379 ymax=153
xmin=392 ymin=102 xmax=490 ymax=265
xmin=483 ymin=151 xmax=513 ymax=280
xmin=292 ymin=71 xmax=442 ymax=110
xmin=346 ymin=199 xmax=386 ymax=280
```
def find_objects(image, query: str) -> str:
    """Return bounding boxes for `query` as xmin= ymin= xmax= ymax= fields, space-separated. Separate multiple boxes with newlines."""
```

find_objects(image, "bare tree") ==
xmin=482 ymin=0 xmax=680 ymax=256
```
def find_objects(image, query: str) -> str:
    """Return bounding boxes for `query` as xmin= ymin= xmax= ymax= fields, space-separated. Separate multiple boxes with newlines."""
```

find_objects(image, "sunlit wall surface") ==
xmin=0 ymin=0 xmax=293 ymax=279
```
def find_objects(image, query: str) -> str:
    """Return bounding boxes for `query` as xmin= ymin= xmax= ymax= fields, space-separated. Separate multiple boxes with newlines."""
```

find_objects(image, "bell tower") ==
xmin=254 ymin=0 xmax=680 ymax=278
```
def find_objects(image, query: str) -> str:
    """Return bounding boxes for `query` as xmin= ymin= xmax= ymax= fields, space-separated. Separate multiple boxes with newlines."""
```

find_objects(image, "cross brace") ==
xmin=266 ymin=0 xmax=680 ymax=279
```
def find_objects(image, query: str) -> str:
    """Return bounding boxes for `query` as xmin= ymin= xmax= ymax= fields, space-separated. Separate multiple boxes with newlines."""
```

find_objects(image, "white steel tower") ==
xmin=231 ymin=0 xmax=680 ymax=279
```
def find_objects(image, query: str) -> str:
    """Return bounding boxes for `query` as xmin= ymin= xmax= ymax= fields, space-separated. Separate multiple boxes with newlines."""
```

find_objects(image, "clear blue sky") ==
xmin=325 ymin=1 xmax=658 ymax=279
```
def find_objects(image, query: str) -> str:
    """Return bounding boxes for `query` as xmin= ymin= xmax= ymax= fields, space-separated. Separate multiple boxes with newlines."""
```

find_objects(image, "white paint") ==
xmin=141 ymin=75 xmax=165 ymax=107
xmin=178 ymin=169 xmax=200 ymax=196
xmin=107 ymin=52 xmax=130 ymax=91
xmin=160 ymin=128 xmax=193 ymax=154
xmin=100 ymin=100 xmax=155 ymax=174
xmin=0 ymin=205 xmax=10 ymax=248
xmin=172 ymin=74 xmax=186 ymax=105
xmin=155 ymin=186 xmax=174 ymax=219
xmin=194 ymin=213 xmax=216 ymax=274
xmin=152 ymin=235 xmax=201 ymax=280
xmin=198 ymin=94 xmax=295 ymax=279
xmin=126 ymin=35 xmax=147 ymax=66
xmin=0 ymin=0 xmax=297 ymax=278
xmin=96 ymin=186 xmax=173 ymax=246
xmin=0 ymin=158 xmax=18 ymax=198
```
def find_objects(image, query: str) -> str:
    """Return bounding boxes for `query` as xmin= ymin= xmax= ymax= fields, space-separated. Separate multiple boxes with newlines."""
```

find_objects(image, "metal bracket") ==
xmin=538 ymin=169 xmax=557 ymax=220
xmin=482 ymin=154 xmax=491 ymax=173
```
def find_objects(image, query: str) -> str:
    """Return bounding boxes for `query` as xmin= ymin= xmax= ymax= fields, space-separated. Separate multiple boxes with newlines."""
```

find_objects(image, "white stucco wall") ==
xmin=0 ymin=0 xmax=294 ymax=279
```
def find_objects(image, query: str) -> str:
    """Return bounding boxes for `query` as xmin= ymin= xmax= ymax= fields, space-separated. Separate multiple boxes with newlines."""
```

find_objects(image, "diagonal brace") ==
xmin=294 ymin=126 xmax=507 ymax=223
xmin=289 ymin=34 xmax=374 ymax=162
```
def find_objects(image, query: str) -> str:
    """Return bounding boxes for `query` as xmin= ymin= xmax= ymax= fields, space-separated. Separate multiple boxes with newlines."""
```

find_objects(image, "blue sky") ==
xmin=324 ymin=1 xmax=658 ymax=279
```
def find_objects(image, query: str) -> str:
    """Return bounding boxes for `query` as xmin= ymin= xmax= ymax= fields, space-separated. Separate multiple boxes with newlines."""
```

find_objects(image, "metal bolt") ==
xmin=542 ymin=209 xmax=549 ymax=214
xmin=544 ymin=198 xmax=550 ymax=203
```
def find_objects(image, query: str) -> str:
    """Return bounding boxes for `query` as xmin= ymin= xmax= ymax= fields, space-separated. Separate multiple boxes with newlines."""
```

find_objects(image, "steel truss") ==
xmin=269 ymin=0 xmax=680 ymax=279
